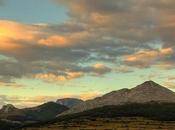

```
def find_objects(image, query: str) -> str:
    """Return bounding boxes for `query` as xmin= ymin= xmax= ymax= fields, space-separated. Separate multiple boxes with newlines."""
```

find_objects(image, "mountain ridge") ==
xmin=56 ymin=98 xmax=84 ymax=107
xmin=0 ymin=102 xmax=68 ymax=122
xmin=60 ymin=81 xmax=175 ymax=116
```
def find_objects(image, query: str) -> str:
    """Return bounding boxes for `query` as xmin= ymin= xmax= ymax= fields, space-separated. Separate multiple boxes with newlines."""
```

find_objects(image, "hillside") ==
xmin=0 ymin=119 xmax=21 ymax=130
xmin=0 ymin=102 xmax=68 ymax=122
xmin=60 ymin=81 xmax=175 ymax=116
xmin=56 ymin=98 xmax=84 ymax=107
xmin=1 ymin=81 xmax=175 ymax=130
xmin=21 ymin=102 xmax=175 ymax=130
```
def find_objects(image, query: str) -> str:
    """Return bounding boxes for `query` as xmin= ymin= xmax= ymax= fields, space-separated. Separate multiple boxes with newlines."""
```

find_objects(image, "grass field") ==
xmin=22 ymin=117 xmax=175 ymax=130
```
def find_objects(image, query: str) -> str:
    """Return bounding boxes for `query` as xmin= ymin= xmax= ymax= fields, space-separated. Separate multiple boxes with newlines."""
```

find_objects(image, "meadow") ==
xmin=22 ymin=117 xmax=175 ymax=130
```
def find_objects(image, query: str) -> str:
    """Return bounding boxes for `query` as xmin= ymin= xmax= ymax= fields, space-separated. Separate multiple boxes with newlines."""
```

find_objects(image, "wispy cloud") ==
xmin=124 ymin=48 xmax=174 ymax=68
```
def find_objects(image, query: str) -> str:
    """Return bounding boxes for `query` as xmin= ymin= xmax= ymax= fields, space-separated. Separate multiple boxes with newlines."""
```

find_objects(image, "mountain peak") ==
xmin=2 ymin=104 xmax=16 ymax=109
xmin=134 ymin=80 xmax=164 ymax=90
xmin=60 ymin=81 xmax=175 ymax=116
xmin=142 ymin=80 xmax=159 ymax=86
xmin=1 ymin=104 xmax=17 ymax=114
xmin=132 ymin=80 xmax=175 ymax=96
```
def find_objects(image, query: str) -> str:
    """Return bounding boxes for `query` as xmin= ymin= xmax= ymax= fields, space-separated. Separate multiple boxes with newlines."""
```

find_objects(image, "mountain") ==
xmin=0 ymin=102 xmax=68 ymax=122
xmin=21 ymin=102 xmax=175 ymax=130
xmin=20 ymin=81 xmax=175 ymax=130
xmin=56 ymin=98 xmax=84 ymax=107
xmin=60 ymin=81 xmax=175 ymax=116
xmin=0 ymin=104 xmax=18 ymax=115
xmin=21 ymin=102 xmax=69 ymax=121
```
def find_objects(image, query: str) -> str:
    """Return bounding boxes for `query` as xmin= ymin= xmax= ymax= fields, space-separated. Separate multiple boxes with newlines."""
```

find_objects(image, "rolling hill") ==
xmin=0 ymin=102 xmax=68 ymax=122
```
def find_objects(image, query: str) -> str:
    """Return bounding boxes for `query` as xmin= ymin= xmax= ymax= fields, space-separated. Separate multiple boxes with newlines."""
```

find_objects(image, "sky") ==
xmin=0 ymin=0 xmax=175 ymax=108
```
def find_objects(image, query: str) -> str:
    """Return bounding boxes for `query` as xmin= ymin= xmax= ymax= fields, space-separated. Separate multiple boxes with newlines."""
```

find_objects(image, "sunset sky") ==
xmin=0 ymin=0 xmax=175 ymax=108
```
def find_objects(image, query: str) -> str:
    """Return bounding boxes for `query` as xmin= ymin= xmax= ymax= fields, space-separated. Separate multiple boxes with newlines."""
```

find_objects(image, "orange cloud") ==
xmin=90 ymin=13 xmax=113 ymax=25
xmin=38 ymin=35 xmax=70 ymax=47
xmin=164 ymin=82 xmax=175 ymax=89
xmin=35 ymin=73 xmax=66 ymax=81
xmin=35 ymin=72 xmax=83 ymax=81
xmin=168 ymin=76 xmax=175 ymax=81
xmin=0 ymin=20 xmax=40 ymax=40
xmin=160 ymin=48 xmax=173 ymax=55
xmin=66 ymin=72 xmax=83 ymax=79
xmin=94 ymin=63 xmax=106 ymax=69
xmin=0 ymin=20 xmax=41 ymax=50
xmin=154 ymin=63 xmax=174 ymax=70
xmin=93 ymin=63 xmax=111 ymax=75
xmin=79 ymin=92 xmax=101 ymax=100
xmin=125 ymin=48 xmax=173 ymax=62
xmin=0 ymin=41 xmax=22 ymax=51
xmin=38 ymin=31 xmax=93 ymax=48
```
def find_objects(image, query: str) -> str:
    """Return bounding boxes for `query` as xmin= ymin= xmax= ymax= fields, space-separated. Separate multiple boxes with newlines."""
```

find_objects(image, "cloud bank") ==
xmin=0 ymin=0 xmax=175 ymax=84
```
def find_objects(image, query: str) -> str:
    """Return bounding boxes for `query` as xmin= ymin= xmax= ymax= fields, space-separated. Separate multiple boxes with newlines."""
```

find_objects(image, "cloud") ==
xmin=168 ymin=76 xmax=175 ymax=81
xmin=124 ymin=48 xmax=174 ymax=68
xmin=0 ymin=91 xmax=101 ymax=108
xmin=154 ymin=63 xmax=175 ymax=70
xmin=35 ymin=63 xmax=111 ymax=82
xmin=53 ymin=0 xmax=175 ymax=65
xmin=38 ymin=31 xmax=95 ymax=48
xmin=0 ymin=81 xmax=23 ymax=88
xmin=0 ymin=95 xmax=60 ymax=108
xmin=0 ymin=20 xmax=41 ymax=51
xmin=0 ymin=95 xmax=7 ymax=107
xmin=79 ymin=91 xmax=101 ymax=100
xmin=1 ymin=0 xmax=175 ymax=84
xmin=38 ymin=35 xmax=70 ymax=47
xmin=164 ymin=82 xmax=175 ymax=89
xmin=0 ymin=20 xmax=112 ymax=84
xmin=0 ymin=20 xmax=40 ymax=40
xmin=114 ymin=66 xmax=133 ymax=73
xmin=35 ymin=72 xmax=83 ymax=81
xmin=92 ymin=63 xmax=112 ymax=75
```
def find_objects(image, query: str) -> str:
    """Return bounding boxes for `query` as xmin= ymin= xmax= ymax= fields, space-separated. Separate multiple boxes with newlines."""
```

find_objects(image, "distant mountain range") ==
xmin=60 ymin=81 xmax=175 ymax=116
xmin=0 ymin=98 xmax=84 ymax=123
xmin=1 ymin=80 xmax=175 ymax=130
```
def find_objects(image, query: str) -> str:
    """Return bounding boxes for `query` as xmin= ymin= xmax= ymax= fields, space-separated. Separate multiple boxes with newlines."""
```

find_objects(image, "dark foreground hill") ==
xmin=0 ymin=120 xmax=22 ymax=130
xmin=21 ymin=102 xmax=175 ymax=130
xmin=0 ymin=102 xmax=68 ymax=122
xmin=0 ymin=102 xmax=68 ymax=130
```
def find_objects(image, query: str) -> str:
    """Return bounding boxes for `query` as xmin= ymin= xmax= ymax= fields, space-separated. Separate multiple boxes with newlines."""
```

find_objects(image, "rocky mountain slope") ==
xmin=60 ymin=81 xmax=175 ymax=116
xmin=56 ymin=98 xmax=84 ymax=107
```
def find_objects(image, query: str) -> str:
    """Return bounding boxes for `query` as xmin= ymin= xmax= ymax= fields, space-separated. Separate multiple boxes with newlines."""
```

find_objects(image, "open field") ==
xmin=22 ymin=117 xmax=175 ymax=130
